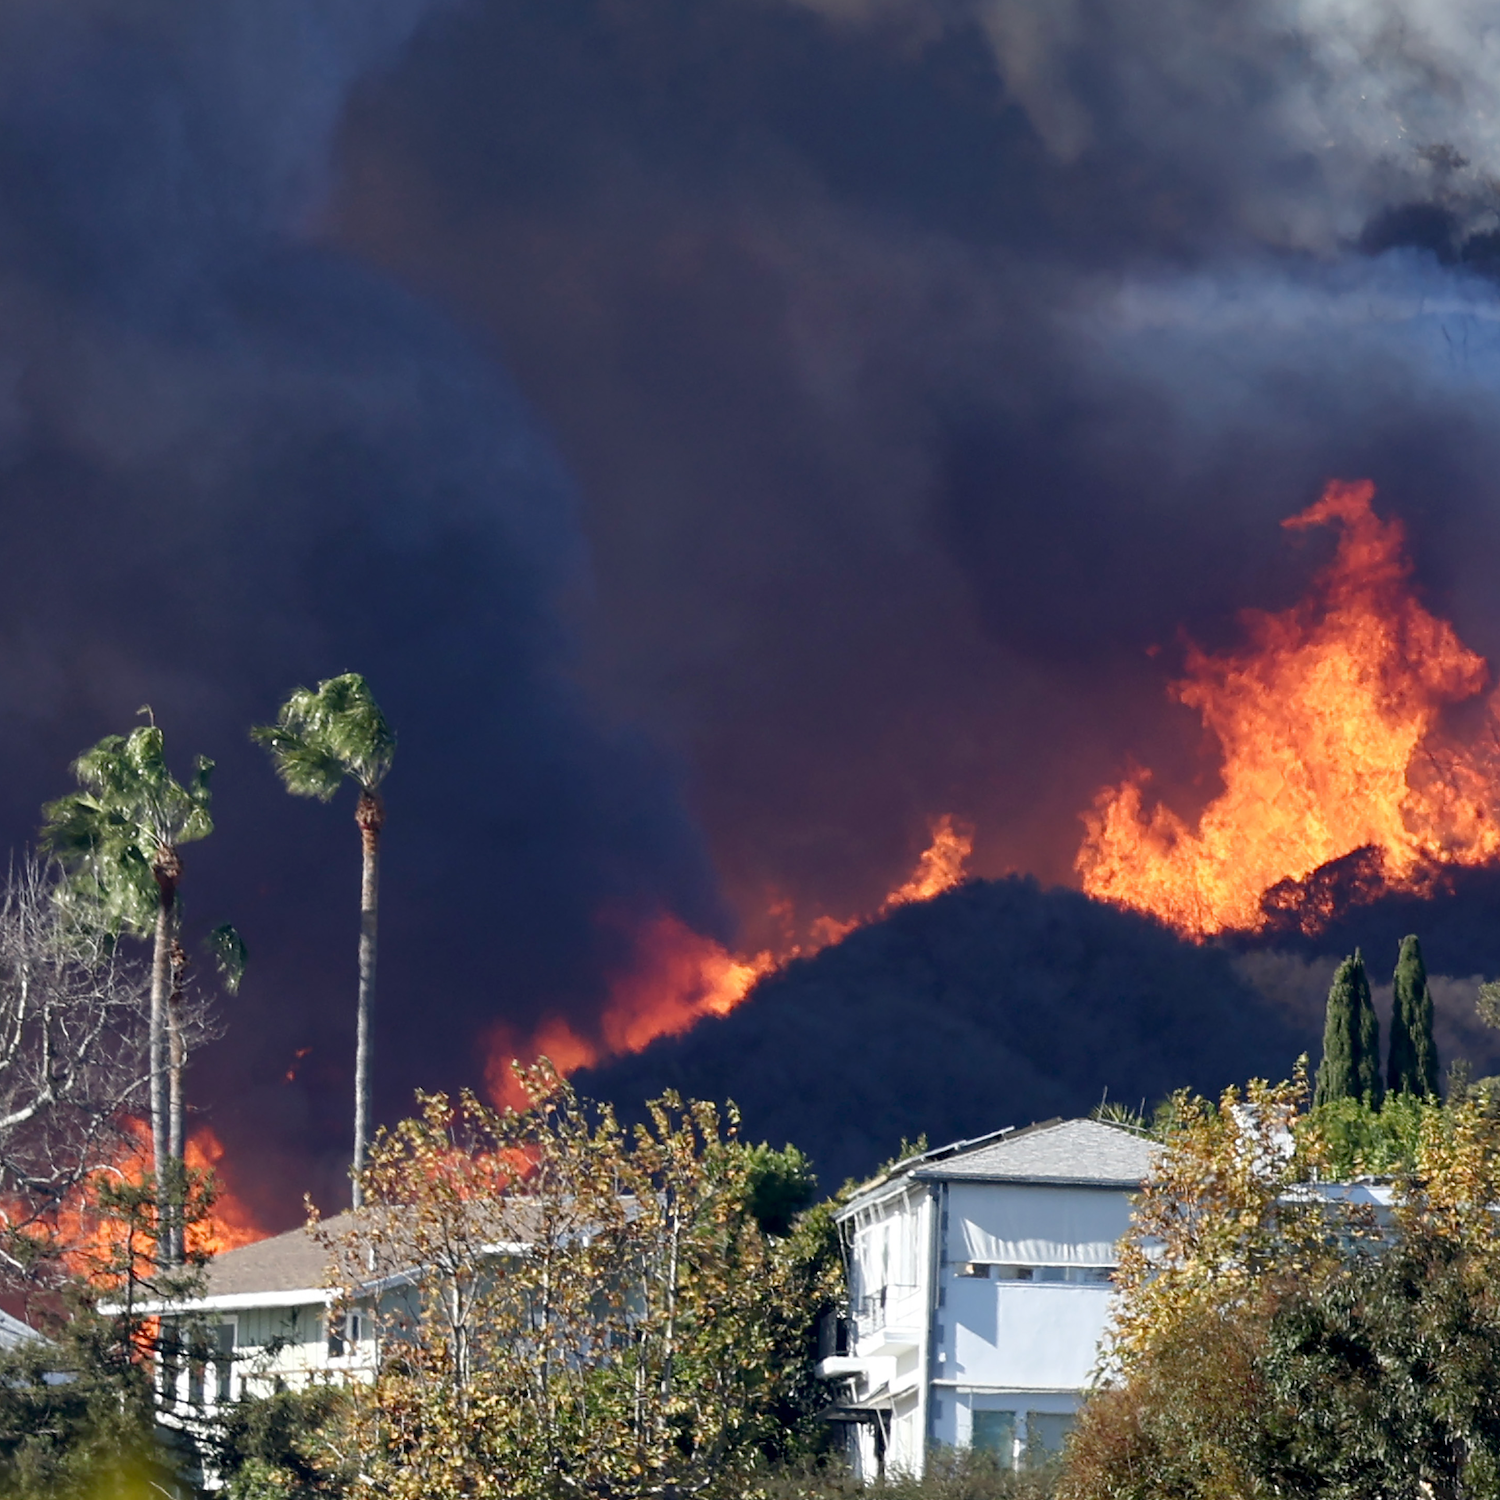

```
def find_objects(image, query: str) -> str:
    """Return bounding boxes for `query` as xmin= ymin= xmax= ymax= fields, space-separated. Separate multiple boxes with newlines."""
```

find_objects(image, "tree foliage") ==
xmin=1065 ymin=1077 xmax=1500 ymax=1500
xmin=253 ymin=672 xmax=393 ymax=1209
xmin=0 ymin=1145 xmax=224 ymax=1499
xmin=309 ymin=1067 xmax=841 ymax=1500
xmin=1388 ymin=934 xmax=1440 ymax=1099
xmin=1313 ymin=950 xmax=1382 ymax=1108
xmin=39 ymin=724 xmax=214 ymax=937
xmin=251 ymin=674 xmax=394 ymax=804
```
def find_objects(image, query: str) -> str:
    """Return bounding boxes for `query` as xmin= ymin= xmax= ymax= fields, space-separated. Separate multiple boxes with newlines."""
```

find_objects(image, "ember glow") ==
xmin=1077 ymin=480 xmax=1500 ymax=936
xmin=486 ymin=816 xmax=972 ymax=1108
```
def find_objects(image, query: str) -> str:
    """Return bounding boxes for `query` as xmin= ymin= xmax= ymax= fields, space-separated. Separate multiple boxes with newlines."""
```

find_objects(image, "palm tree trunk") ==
xmin=150 ymin=898 xmax=172 ymax=1247
xmin=150 ymin=850 xmax=180 ymax=1263
xmin=352 ymin=790 xmax=383 ymax=1209
xmin=167 ymin=938 xmax=187 ymax=1265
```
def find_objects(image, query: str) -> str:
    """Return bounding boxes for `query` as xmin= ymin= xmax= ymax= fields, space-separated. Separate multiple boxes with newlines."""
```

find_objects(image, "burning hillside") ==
xmin=485 ymin=816 xmax=973 ymax=1107
xmin=1077 ymin=481 xmax=1500 ymax=937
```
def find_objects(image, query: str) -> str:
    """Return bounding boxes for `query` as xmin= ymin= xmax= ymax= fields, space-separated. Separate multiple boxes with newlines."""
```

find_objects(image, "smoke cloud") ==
xmin=8 ymin=0 xmax=1500 ymax=1216
xmin=326 ymin=0 xmax=1500 ymax=940
xmin=0 ymin=0 xmax=728 ymax=1224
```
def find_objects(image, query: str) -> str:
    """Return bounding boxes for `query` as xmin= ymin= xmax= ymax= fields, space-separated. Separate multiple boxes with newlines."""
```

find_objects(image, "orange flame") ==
xmin=486 ymin=816 xmax=972 ymax=1108
xmin=184 ymin=1126 xmax=266 ymax=1256
xmin=0 ymin=1121 xmax=267 ymax=1284
xmin=1077 ymin=479 xmax=1500 ymax=935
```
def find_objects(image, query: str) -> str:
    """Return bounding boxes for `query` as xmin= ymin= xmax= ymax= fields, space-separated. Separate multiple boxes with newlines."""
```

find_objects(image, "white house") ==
xmin=822 ymin=1117 xmax=1157 ymax=1479
xmin=136 ymin=1210 xmax=378 ymax=1419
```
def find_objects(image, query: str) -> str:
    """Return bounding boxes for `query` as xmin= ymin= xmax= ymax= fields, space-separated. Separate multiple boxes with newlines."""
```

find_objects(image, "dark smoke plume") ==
xmin=0 ymin=0 xmax=725 ymax=1225
xmin=331 ymin=0 xmax=1500 ymax=934
xmin=9 ymin=0 xmax=1500 ymax=1218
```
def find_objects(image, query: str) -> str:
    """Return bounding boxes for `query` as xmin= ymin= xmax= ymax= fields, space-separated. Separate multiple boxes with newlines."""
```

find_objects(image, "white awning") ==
xmin=950 ymin=1182 xmax=1133 ymax=1266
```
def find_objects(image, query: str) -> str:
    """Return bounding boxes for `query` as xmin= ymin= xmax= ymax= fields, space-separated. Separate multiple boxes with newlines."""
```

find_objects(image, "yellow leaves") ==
xmin=1110 ymin=1068 xmax=1500 ymax=1395
xmin=309 ymin=1067 xmax=835 ymax=1498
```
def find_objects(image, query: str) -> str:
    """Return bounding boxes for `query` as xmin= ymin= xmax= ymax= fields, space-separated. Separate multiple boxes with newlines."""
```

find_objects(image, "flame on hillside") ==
xmin=1077 ymin=479 xmax=1500 ymax=936
xmin=1 ymin=1121 xmax=265 ymax=1283
xmin=486 ymin=816 xmax=972 ymax=1108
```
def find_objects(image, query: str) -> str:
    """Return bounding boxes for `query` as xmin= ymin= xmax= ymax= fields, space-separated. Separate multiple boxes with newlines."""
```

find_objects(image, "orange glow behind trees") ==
xmin=1077 ymin=480 xmax=1500 ymax=936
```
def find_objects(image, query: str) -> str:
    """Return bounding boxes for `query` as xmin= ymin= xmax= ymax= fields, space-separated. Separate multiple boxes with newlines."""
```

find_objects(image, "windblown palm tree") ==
xmin=40 ymin=718 xmax=215 ymax=1253
xmin=253 ymin=674 xmax=394 ymax=1207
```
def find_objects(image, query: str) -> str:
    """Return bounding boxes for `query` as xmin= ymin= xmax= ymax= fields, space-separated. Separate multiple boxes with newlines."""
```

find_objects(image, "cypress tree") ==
xmin=1388 ymin=934 xmax=1440 ymax=1098
xmin=1315 ymin=950 xmax=1383 ymax=1108
xmin=1355 ymin=949 xmax=1383 ymax=1108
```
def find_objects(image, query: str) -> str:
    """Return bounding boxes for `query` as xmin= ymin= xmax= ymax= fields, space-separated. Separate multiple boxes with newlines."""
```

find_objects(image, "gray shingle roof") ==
xmin=912 ymin=1118 xmax=1157 ymax=1186
xmin=204 ymin=1212 xmax=359 ymax=1298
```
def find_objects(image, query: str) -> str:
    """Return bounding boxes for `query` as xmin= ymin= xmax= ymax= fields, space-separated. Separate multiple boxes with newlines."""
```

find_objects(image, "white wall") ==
xmin=948 ymin=1278 xmax=1114 ymax=1390
xmin=838 ymin=1177 xmax=1135 ymax=1480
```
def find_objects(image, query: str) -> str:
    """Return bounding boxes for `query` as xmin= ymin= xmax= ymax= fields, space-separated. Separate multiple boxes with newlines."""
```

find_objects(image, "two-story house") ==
xmin=821 ymin=1117 xmax=1157 ymax=1479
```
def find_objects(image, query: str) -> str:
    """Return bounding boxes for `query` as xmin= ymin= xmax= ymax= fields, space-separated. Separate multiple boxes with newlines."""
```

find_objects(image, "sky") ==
xmin=4 ymin=0 xmax=1500 ymax=1223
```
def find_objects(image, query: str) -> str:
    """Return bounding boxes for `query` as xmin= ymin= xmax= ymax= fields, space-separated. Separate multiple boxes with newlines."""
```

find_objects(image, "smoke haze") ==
xmin=4 ymin=0 xmax=1500 ymax=1216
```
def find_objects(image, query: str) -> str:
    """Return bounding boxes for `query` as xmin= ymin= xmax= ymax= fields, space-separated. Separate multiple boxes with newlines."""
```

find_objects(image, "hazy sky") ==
xmin=3 ymin=0 xmax=1500 ymax=1221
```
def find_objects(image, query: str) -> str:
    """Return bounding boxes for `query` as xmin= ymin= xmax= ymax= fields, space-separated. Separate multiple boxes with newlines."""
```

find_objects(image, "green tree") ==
xmin=252 ymin=674 xmax=394 ymax=1208
xmin=40 ymin=719 xmax=215 ymax=1257
xmin=1314 ymin=950 xmax=1382 ymax=1108
xmin=0 ymin=1141 xmax=224 ymax=1498
xmin=1388 ymin=933 xmax=1440 ymax=1099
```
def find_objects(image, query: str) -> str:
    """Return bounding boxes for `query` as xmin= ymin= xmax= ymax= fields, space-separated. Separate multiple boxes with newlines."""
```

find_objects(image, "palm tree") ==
xmin=253 ymin=674 xmax=394 ymax=1207
xmin=40 ymin=718 xmax=214 ymax=1255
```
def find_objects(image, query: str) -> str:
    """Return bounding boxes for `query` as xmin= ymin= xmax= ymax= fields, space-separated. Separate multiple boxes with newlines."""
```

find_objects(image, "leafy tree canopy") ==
xmin=40 ymin=722 xmax=213 ymax=933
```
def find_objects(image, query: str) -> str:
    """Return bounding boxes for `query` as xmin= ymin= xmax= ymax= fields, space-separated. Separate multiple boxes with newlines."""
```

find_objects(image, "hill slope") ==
xmin=578 ymin=876 xmax=1310 ymax=1191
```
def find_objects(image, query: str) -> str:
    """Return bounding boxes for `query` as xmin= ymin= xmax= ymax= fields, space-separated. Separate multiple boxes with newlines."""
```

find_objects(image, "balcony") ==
xmin=853 ymin=1285 xmax=921 ymax=1356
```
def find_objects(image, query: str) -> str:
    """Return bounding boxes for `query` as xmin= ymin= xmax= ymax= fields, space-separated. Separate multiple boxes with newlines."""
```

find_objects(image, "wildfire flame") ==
xmin=0 ymin=1121 xmax=266 ymax=1288
xmin=486 ymin=815 xmax=973 ymax=1108
xmin=1077 ymin=479 xmax=1500 ymax=936
xmin=184 ymin=1125 xmax=266 ymax=1256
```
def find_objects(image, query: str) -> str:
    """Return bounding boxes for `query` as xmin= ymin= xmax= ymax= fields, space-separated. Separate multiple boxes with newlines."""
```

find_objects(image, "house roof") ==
xmin=195 ymin=1194 xmax=601 ymax=1309
xmin=914 ymin=1117 xmax=1159 ymax=1187
xmin=840 ymin=1118 xmax=1159 ymax=1213
xmin=204 ymin=1211 xmax=361 ymax=1300
xmin=0 ymin=1308 xmax=41 ymax=1349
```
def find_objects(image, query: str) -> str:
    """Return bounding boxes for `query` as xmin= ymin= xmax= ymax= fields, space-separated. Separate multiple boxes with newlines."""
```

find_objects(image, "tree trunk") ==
xmin=167 ymin=938 xmax=188 ymax=1265
xmin=352 ymin=790 xmax=383 ymax=1209
xmin=149 ymin=850 xmax=179 ymax=1260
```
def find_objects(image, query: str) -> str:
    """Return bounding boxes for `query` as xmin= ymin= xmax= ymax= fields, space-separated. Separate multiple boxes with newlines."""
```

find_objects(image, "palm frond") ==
xmin=205 ymin=923 xmax=248 ymax=996
xmin=39 ymin=726 xmax=216 ymax=936
xmin=253 ymin=672 xmax=395 ymax=797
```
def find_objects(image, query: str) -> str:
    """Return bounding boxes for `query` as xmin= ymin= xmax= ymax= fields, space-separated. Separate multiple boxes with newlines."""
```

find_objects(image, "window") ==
xmin=215 ymin=1322 xmax=235 ymax=1402
xmin=1025 ymin=1411 xmax=1074 ymax=1464
xmin=328 ymin=1309 xmax=364 ymax=1359
xmin=955 ymin=1262 xmax=991 ymax=1278
xmin=973 ymin=1409 xmax=1016 ymax=1463
xmin=994 ymin=1264 xmax=1114 ymax=1283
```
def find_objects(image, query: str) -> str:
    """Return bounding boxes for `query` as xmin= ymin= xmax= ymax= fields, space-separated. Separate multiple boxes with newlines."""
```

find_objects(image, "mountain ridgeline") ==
xmin=579 ymin=877 xmax=1308 ymax=1190
xmin=581 ymin=875 xmax=1500 ymax=1192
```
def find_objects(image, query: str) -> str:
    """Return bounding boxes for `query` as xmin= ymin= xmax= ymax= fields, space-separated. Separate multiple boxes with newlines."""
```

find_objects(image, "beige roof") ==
xmin=204 ymin=1212 xmax=359 ymax=1298
xmin=203 ymin=1196 xmax=583 ymax=1302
